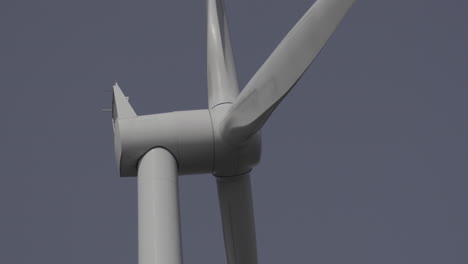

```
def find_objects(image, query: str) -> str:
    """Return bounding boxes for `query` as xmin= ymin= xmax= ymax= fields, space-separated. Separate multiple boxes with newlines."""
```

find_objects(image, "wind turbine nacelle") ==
xmin=113 ymin=110 xmax=214 ymax=176
xmin=112 ymin=84 xmax=261 ymax=177
xmin=113 ymin=108 xmax=262 ymax=177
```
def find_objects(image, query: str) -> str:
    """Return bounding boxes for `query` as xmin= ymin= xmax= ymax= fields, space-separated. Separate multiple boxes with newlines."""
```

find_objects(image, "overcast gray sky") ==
xmin=1 ymin=0 xmax=468 ymax=263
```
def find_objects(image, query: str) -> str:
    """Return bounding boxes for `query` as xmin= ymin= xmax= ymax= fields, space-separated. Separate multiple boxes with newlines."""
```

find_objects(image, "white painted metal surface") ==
xmin=138 ymin=148 xmax=182 ymax=264
xmin=113 ymin=102 xmax=214 ymax=176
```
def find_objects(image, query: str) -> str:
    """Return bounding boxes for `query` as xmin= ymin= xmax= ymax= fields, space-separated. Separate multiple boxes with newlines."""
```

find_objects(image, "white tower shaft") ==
xmin=138 ymin=148 xmax=182 ymax=264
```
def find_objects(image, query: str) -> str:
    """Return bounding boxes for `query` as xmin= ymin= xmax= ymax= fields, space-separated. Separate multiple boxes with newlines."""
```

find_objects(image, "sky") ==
xmin=1 ymin=0 xmax=468 ymax=263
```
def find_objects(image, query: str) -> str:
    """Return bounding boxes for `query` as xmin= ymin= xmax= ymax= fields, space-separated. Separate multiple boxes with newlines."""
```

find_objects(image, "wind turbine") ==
xmin=111 ymin=0 xmax=356 ymax=263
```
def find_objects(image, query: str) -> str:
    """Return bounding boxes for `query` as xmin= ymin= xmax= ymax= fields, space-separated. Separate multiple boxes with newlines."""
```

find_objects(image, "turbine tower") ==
xmin=111 ymin=0 xmax=356 ymax=263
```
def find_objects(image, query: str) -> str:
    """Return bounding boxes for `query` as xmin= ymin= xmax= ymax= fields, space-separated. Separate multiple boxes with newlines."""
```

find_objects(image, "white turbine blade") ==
xmin=221 ymin=0 xmax=356 ymax=143
xmin=207 ymin=0 xmax=240 ymax=108
xmin=216 ymin=174 xmax=257 ymax=264
xmin=112 ymin=83 xmax=137 ymax=121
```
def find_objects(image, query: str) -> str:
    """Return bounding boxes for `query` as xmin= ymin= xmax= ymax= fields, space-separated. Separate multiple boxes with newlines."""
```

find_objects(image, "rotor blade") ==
xmin=216 ymin=173 xmax=257 ymax=264
xmin=221 ymin=0 xmax=356 ymax=143
xmin=207 ymin=0 xmax=240 ymax=108
xmin=112 ymin=83 xmax=137 ymax=122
